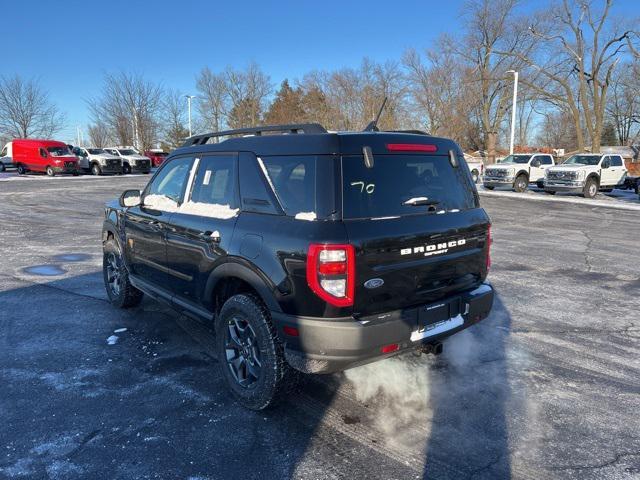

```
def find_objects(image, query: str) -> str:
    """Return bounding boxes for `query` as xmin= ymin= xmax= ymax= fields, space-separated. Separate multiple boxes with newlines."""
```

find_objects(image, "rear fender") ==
xmin=204 ymin=261 xmax=282 ymax=313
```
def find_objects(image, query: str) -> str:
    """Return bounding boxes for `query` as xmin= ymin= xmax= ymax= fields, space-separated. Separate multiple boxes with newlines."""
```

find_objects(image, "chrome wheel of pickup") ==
xmin=224 ymin=316 xmax=261 ymax=388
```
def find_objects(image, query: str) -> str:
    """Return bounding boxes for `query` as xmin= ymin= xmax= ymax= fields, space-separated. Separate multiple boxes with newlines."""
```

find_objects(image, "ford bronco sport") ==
xmin=102 ymin=123 xmax=494 ymax=410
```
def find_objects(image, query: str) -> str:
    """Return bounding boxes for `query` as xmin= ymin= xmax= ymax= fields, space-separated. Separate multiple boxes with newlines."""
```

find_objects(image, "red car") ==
xmin=12 ymin=139 xmax=79 ymax=176
xmin=144 ymin=149 xmax=168 ymax=168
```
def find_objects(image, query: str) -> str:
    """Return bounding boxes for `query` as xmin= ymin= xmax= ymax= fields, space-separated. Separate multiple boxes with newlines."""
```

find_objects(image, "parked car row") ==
xmin=482 ymin=152 xmax=630 ymax=199
xmin=0 ymin=139 xmax=167 ymax=176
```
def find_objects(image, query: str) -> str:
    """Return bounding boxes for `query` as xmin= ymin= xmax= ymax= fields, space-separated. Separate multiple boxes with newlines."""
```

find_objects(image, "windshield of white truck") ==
xmin=562 ymin=155 xmax=601 ymax=166
xmin=500 ymin=155 xmax=531 ymax=164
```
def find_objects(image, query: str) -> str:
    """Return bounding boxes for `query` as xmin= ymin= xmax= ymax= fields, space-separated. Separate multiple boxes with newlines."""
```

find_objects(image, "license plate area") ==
xmin=418 ymin=297 xmax=462 ymax=332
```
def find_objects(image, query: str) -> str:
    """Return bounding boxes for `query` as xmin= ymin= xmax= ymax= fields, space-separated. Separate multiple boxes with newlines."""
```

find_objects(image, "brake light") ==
xmin=386 ymin=143 xmax=438 ymax=153
xmin=486 ymin=225 xmax=492 ymax=271
xmin=306 ymin=244 xmax=355 ymax=307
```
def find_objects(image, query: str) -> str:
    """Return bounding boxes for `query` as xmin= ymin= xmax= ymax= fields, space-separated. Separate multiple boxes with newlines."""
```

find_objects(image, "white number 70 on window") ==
xmin=350 ymin=181 xmax=375 ymax=194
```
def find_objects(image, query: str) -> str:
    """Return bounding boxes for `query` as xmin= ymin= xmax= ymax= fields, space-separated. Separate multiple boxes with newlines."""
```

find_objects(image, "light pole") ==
xmin=506 ymin=70 xmax=518 ymax=155
xmin=185 ymin=95 xmax=197 ymax=137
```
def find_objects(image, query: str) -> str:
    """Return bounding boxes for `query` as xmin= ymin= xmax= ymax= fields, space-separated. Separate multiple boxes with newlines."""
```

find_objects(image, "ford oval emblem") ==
xmin=364 ymin=278 xmax=384 ymax=289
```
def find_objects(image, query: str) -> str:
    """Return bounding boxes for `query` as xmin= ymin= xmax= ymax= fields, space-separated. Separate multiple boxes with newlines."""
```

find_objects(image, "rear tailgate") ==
xmin=341 ymin=151 xmax=489 ymax=316
xmin=345 ymin=213 xmax=489 ymax=316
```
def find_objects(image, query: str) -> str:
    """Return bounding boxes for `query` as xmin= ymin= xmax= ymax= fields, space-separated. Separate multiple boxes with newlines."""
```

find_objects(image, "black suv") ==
xmin=102 ymin=123 xmax=494 ymax=409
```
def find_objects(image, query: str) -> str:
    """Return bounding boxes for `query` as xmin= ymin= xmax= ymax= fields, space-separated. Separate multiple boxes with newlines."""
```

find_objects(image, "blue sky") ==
xmin=4 ymin=0 xmax=638 ymax=142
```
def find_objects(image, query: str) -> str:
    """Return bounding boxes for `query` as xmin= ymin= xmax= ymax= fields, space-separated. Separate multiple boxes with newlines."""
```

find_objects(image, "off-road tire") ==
xmin=46 ymin=165 xmax=55 ymax=177
xmin=92 ymin=163 xmax=102 ymax=176
xmin=215 ymin=293 xmax=296 ymax=410
xmin=513 ymin=174 xmax=528 ymax=193
xmin=103 ymin=238 xmax=143 ymax=308
xmin=536 ymin=181 xmax=544 ymax=189
xmin=583 ymin=177 xmax=598 ymax=199
xmin=122 ymin=163 xmax=131 ymax=174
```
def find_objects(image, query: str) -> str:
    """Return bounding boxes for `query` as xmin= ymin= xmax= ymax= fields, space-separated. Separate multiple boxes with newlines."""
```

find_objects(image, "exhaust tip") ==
xmin=419 ymin=341 xmax=443 ymax=356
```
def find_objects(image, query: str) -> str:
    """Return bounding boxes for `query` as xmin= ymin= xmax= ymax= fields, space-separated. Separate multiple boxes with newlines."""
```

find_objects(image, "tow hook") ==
xmin=417 ymin=342 xmax=443 ymax=356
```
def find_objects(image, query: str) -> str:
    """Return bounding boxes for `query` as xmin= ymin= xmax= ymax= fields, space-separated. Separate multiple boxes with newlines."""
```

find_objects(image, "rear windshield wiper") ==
xmin=402 ymin=197 xmax=441 ymax=206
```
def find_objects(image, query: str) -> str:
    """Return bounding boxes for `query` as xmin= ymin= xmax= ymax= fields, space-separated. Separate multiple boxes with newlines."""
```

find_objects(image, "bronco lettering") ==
xmin=401 ymin=238 xmax=467 ymax=257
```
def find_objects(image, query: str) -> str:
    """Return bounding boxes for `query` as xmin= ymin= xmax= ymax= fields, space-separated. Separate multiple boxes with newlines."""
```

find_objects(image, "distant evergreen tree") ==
xmin=264 ymin=80 xmax=305 ymax=125
xmin=601 ymin=122 xmax=618 ymax=146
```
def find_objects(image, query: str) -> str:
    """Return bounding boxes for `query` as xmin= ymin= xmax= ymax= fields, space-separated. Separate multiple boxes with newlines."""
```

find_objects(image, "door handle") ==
xmin=199 ymin=230 xmax=221 ymax=243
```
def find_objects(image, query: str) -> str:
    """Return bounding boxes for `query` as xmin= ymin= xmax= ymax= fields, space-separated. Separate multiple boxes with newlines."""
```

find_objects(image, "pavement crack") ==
xmin=549 ymin=451 xmax=640 ymax=471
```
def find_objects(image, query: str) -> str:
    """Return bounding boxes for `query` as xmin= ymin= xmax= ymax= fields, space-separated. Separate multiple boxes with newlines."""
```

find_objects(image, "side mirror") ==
xmin=531 ymin=159 xmax=541 ymax=167
xmin=120 ymin=189 xmax=141 ymax=207
xmin=602 ymin=160 xmax=610 ymax=169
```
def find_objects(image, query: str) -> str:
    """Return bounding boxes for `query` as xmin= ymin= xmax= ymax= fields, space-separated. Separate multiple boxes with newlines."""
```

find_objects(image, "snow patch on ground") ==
xmin=478 ymin=186 xmax=640 ymax=211
xmin=114 ymin=328 xmax=127 ymax=333
xmin=294 ymin=211 xmax=317 ymax=221
xmin=106 ymin=335 xmax=118 ymax=345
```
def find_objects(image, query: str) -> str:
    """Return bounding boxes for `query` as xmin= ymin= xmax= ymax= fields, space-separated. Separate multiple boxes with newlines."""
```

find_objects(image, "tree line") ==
xmin=0 ymin=0 xmax=638 ymax=162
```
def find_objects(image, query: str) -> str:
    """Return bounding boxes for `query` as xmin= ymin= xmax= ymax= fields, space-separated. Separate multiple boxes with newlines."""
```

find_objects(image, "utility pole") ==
xmin=185 ymin=95 xmax=197 ymax=137
xmin=506 ymin=70 xmax=519 ymax=155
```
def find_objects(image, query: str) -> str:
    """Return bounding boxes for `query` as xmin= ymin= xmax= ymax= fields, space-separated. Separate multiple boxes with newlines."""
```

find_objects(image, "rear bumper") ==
xmin=272 ymin=283 xmax=494 ymax=374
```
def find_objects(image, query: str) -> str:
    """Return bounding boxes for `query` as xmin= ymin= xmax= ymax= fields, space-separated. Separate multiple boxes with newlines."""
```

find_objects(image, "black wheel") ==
xmin=536 ymin=181 xmax=544 ymax=189
xmin=17 ymin=164 xmax=26 ymax=175
xmin=583 ymin=177 xmax=598 ymax=199
xmin=122 ymin=163 xmax=131 ymax=174
xmin=544 ymin=190 xmax=556 ymax=195
xmin=513 ymin=174 xmax=528 ymax=193
xmin=46 ymin=165 xmax=55 ymax=177
xmin=0 ymin=163 xmax=5 ymax=172
xmin=216 ymin=294 xmax=294 ymax=410
xmin=103 ymin=238 xmax=143 ymax=308
xmin=91 ymin=163 xmax=102 ymax=176
xmin=484 ymin=185 xmax=495 ymax=190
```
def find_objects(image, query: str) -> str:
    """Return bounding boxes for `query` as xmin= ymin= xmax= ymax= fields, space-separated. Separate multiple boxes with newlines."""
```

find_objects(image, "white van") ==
xmin=0 ymin=142 xmax=14 ymax=171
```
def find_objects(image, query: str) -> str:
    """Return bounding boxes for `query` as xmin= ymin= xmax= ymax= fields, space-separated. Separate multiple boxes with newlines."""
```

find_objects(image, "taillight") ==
xmin=486 ymin=225 xmax=492 ymax=271
xmin=386 ymin=143 xmax=438 ymax=153
xmin=306 ymin=244 xmax=355 ymax=307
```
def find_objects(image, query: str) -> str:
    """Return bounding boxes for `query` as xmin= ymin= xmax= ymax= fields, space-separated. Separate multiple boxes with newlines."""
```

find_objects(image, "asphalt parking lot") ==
xmin=1 ymin=175 xmax=639 ymax=480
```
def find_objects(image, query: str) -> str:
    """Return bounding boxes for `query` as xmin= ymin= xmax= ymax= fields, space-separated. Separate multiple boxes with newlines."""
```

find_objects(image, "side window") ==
xmin=143 ymin=157 xmax=193 ymax=210
xmin=611 ymin=156 xmax=623 ymax=167
xmin=1 ymin=146 xmax=6 ymax=157
xmin=260 ymin=156 xmax=316 ymax=216
xmin=601 ymin=156 xmax=610 ymax=167
xmin=239 ymin=155 xmax=279 ymax=215
xmin=189 ymin=155 xmax=238 ymax=208
xmin=39 ymin=148 xmax=47 ymax=158
xmin=541 ymin=155 xmax=553 ymax=165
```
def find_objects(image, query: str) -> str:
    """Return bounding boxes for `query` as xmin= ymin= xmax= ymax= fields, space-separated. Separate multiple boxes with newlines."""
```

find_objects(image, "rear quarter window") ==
xmin=260 ymin=156 xmax=316 ymax=217
xmin=342 ymin=154 xmax=477 ymax=219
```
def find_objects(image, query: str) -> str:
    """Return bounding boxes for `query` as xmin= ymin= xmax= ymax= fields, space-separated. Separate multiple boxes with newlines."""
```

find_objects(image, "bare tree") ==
xmin=224 ymin=63 xmax=272 ymax=129
xmin=162 ymin=89 xmax=190 ymax=149
xmin=0 ymin=75 xmax=65 ymax=139
xmin=449 ymin=0 xmax=536 ymax=162
xmin=501 ymin=0 xmax=632 ymax=152
xmin=607 ymin=62 xmax=640 ymax=145
xmin=87 ymin=121 xmax=110 ymax=147
xmin=88 ymin=72 xmax=163 ymax=150
xmin=196 ymin=67 xmax=228 ymax=134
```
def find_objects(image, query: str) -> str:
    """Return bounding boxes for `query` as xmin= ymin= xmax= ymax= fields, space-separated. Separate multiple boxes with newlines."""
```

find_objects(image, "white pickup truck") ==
xmin=483 ymin=153 xmax=555 ymax=192
xmin=543 ymin=153 xmax=628 ymax=198
xmin=72 ymin=147 xmax=122 ymax=175
xmin=104 ymin=147 xmax=151 ymax=174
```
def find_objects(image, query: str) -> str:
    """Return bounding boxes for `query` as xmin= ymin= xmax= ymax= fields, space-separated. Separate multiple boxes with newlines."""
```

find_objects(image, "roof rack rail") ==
xmin=182 ymin=123 xmax=328 ymax=147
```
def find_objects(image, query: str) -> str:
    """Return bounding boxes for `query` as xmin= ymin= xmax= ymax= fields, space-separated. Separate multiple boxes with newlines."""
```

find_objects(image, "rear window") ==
xmin=259 ymin=156 xmax=316 ymax=216
xmin=342 ymin=154 xmax=477 ymax=219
